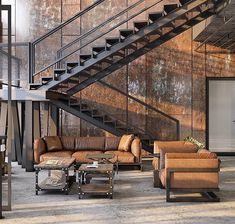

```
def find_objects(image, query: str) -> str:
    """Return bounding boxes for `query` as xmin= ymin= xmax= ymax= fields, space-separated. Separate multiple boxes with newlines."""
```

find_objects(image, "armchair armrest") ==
xmin=34 ymin=138 xmax=46 ymax=164
xmin=165 ymin=153 xmax=220 ymax=169
xmin=165 ymin=154 xmax=220 ymax=192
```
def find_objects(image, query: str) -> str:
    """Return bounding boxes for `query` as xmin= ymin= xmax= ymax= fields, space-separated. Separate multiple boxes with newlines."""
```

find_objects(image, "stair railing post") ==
xmin=28 ymin=42 xmax=32 ymax=84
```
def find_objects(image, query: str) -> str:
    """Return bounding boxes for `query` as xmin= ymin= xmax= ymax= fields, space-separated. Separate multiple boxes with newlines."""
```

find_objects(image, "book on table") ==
xmin=45 ymin=159 xmax=62 ymax=165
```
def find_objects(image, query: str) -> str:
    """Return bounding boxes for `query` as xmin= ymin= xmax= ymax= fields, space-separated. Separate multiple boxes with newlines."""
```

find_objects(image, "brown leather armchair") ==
xmin=152 ymin=141 xmax=220 ymax=202
xmin=152 ymin=141 xmax=199 ymax=188
xmin=164 ymin=152 xmax=220 ymax=202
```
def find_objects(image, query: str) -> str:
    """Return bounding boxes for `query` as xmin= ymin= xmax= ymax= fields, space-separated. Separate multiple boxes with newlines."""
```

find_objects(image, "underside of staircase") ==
xmin=28 ymin=0 xmax=229 ymax=152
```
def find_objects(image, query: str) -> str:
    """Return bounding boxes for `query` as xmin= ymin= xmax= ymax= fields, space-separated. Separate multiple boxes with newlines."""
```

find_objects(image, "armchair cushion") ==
xmin=159 ymin=146 xmax=198 ymax=169
xmin=118 ymin=134 xmax=134 ymax=152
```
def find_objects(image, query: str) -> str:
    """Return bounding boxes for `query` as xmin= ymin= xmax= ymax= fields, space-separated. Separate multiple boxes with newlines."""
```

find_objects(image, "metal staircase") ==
xmin=27 ymin=0 xmax=229 ymax=152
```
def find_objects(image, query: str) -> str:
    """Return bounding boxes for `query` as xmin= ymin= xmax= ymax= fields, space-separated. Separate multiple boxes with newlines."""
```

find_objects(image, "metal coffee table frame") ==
xmin=78 ymin=164 xmax=114 ymax=199
xmin=35 ymin=158 xmax=76 ymax=195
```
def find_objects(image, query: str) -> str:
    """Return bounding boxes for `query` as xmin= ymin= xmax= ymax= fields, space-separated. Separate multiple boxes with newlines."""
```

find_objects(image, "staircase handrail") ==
xmin=29 ymin=0 xmax=105 ymax=81
xmin=56 ymin=0 xmax=145 ymax=58
xmin=29 ymin=0 xmax=164 ymax=81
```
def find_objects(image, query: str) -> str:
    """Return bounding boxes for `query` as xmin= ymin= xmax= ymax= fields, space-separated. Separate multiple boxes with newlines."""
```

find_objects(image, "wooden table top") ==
xmin=78 ymin=164 xmax=114 ymax=172
xmin=35 ymin=157 xmax=75 ymax=169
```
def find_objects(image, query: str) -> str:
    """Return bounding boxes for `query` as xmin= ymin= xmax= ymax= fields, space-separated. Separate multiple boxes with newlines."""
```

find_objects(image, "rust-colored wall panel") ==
xmin=10 ymin=0 xmax=235 ymax=144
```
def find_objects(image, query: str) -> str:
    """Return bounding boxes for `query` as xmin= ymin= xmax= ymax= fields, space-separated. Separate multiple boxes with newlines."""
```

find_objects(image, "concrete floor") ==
xmin=1 ymin=157 xmax=235 ymax=224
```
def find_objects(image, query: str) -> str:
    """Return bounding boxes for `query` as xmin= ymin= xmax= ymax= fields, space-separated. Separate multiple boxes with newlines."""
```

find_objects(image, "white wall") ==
xmin=209 ymin=80 xmax=235 ymax=152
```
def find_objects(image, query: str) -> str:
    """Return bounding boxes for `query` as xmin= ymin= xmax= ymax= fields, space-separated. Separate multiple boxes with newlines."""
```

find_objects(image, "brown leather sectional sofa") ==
xmin=34 ymin=135 xmax=142 ymax=167
xmin=152 ymin=141 xmax=220 ymax=202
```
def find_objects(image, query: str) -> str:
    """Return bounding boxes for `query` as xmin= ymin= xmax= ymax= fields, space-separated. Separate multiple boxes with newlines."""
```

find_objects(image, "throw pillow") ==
xmin=44 ymin=136 xmax=63 ymax=152
xmin=118 ymin=134 xmax=134 ymax=152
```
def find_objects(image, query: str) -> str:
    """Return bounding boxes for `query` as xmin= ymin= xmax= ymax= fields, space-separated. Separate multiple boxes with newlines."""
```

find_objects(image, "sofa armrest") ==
xmin=131 ymin=138 xmax=141 ymax=162
xmin=34 ymin=138 xmax=46 ymax=164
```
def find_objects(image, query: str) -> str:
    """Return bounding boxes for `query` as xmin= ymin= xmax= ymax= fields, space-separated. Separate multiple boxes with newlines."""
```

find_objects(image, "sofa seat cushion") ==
xmin=104 ymin=151 xmax=135 ymax=163
xmin=43 ymin=136 xmax=63 ymax=152
xmin=118 ymin=134 xmax=134 ymax=152
xmin=40 ymin=151 xmax=73 ymax=162
xmin=72 ymin=151 xmax=103 ymax=163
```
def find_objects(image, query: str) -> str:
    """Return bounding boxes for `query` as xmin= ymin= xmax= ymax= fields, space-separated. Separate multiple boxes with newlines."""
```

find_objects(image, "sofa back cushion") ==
xmin=105 ymin=137 xmax=121 ymax=151
xmin=118 ymin=134 xmax=134 ymax=152
xmin=60 ymin=136 xmax=75 ymax=151
xmin=75 ymin=137 xmax=105 ymax=151
xmin=43 ymin=136 xmax=63 ymax=152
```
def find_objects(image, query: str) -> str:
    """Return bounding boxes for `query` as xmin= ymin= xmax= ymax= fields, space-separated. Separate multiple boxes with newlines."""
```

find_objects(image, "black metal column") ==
xmin=0 ymin=151 xmax=2 ymax=219
xmin=22 ymin=101 xmax=34 ymax=172
xmin=12 ymin=101 xmax=22 ymax=165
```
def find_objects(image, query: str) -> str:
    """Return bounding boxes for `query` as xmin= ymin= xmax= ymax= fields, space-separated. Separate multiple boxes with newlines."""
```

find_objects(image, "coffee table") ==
xmin=86 ymin=153 xmax=119 ymax=173
xmin=77 ymin=164 xmax=114 ymax=199
xmin=35 ymin=157 xmax=76 ymax=195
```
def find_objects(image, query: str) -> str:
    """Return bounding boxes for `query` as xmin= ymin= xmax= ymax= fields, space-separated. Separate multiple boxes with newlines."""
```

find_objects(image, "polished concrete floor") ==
xmin=1 ymin=157 xmax=235 ymax=224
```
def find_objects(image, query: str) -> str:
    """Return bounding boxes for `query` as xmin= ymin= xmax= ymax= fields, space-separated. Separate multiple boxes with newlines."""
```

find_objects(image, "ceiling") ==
xmin=194 ymin=0 xmax=235 ymax=52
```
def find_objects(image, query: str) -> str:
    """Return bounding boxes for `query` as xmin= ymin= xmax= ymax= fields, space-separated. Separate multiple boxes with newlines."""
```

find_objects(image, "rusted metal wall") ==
xmin=11 ymin=0 xmax=235 ymax=143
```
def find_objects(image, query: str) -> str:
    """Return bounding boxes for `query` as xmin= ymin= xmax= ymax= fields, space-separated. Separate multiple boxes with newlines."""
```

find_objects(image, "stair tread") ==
xmin=67 ymin=62 xmax=79 ymax=67
xmin=80 ymin=54 xmax=92 ymax=63
xmin=54 ymin=68 xmax=66 ymax=72
xmin=148 ymin=12 xmax=163 ymax=22
xmin=119 ymin=29 xmax=134 ymax=38
xmin=92 ymin=46 xmax=106 ymax=51
xmin=164 ymin=4 xmax=179 ymax=14
xmin=133 ymin=20 xmax=149 ymax=30
xmin=41 ymin=76 xmax=53 ymax=79
xmin=106 ymin=37 xmax=120 ymax=47
xmin=179 ymin=0 xmax=191 ymax=6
